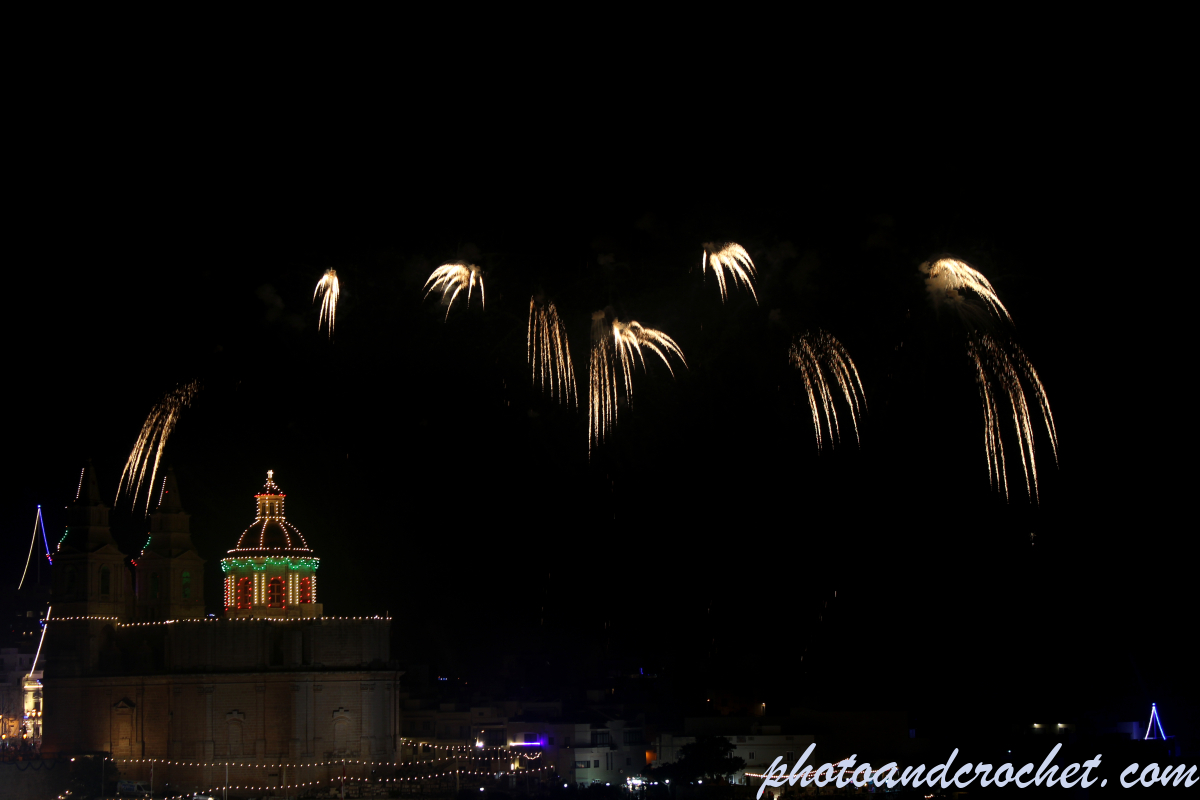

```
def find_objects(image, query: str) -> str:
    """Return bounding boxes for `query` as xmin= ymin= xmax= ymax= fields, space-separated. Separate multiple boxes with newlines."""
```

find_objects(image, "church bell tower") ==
xmin=133 ymin=467 xmax=205 ymax=621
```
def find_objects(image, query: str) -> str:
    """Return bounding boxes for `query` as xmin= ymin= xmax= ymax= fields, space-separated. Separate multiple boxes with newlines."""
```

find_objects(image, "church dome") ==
xmin=227 ymin=470 xmax=314 ymax=557
xmin=221 ymin=470 xmax=321 ymax=618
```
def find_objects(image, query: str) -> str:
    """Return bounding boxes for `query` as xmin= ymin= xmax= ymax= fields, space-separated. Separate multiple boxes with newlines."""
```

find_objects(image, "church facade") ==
xmin=42 ymin=469 xmax=398 ymax=794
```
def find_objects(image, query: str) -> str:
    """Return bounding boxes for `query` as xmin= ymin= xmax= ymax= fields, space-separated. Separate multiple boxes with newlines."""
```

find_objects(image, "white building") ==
xmin=565 ymin=719 xmax=646 ymax=787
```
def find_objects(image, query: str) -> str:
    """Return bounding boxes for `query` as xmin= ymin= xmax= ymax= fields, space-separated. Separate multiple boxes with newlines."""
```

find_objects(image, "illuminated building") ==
xmin=40 ymin=467 xmax=396 ymax=796
xmin=220 ymin=472 xmax=322 ymax=619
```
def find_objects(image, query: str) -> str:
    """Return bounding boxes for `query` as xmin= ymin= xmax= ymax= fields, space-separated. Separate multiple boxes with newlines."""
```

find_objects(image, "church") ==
xmin=41 ymin=467 xmax=398 ymax=794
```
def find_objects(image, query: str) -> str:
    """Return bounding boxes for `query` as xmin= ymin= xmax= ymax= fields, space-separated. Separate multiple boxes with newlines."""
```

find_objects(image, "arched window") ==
xmin=268 ymin=577 xmax=285 ymax=607
xmin=182 ymin=571 xmax=191 ymax=600
xmin=236 ymin=577 xmax=253 ymax=609
xmin=100 ymin=567 xmax=111 ymax=596
xmin=299 ymin=577 xmax=312 ymax=604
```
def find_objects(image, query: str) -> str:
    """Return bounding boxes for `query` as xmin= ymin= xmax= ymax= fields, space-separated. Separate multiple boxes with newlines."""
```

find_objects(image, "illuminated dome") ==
xmin=221 ymin=470 xmax=322 ymax=618
xmin=228 ymin=470 xmax=314 ymax=556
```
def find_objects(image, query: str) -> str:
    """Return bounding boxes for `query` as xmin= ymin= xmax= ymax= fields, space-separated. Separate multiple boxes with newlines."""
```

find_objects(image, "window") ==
xmin=182 ymin=571 xmax=191 ymax=600
xmin=594 ymin=760 xmax=600 ymax=768
xmin=786 ymin=751 xmax=794 ymax=763
xmin=100 ymin=567 xmax=111 ymax=596
xmin=576 ymin=761 xmax=591 ymax=770
xmin=591 ymin=731 xmax=611 ymax=746
xmin=626 ymin=757 xmax=632 ymax=766
xmin=623 ymin=730 xmax=643 ymax=744
xmin=268 ymin=577 xmax=285 ymax=607
xmin=749 ymin=752 xmax=755 ymax=760
xmin=151 ymin=573 xmax=160 ymax=599
xmin=299 ymin=576 xmax=312 ymax=603
xmin=236 ymin=577 xmax=252 ymax=609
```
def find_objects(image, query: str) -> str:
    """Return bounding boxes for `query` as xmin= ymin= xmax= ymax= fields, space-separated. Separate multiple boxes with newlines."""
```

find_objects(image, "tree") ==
xmin=667 ymin=736 xmax=746 ymax=783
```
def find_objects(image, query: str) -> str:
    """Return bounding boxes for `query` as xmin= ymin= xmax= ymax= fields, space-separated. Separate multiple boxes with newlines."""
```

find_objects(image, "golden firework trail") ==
xmin=116 ymin=381 xmax=200 ymax=515
xmin=528 ymin=297 xmax=577 ymax=406
xmin=424 ymin=262 xmax=485 ymax=320
xmin=588 ymin=310 xmax=686 ymax=453
xmin=313 ymin=268 xmax=339 ymax=336
xmin=967 ymin=334 xmax=1058 ymax=502
xmin=920 ymin=257 xmax=1012 ymax=324
xmin=789 ymin=330 xmax=867 ymax=449
xmin=701 ymin=242 xmax=758 ymax=303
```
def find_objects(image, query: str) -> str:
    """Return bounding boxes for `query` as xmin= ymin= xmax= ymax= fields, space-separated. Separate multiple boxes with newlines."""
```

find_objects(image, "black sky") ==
xmin=5 ymin=83 xmax=1191 ymax=744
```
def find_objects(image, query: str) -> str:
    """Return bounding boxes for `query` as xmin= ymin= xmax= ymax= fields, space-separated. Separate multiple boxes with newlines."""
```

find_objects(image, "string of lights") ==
xmin=158 ymin=777 xmax=336 ymax=799
xmin=105 ymin=751 xmax=543 ymax=768
xmin=399 ymin=738 xmax=543 ymax=753
xmin=220 ymin=556 xmax=320 ymax=573
xmin=158 ymin=766 xmax=554 ymax=800
xmin=47 ymin=615 xmax=388 ymax=624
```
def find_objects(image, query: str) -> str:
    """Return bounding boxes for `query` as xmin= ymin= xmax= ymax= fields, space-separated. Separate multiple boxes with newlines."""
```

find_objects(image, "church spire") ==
xmin=61 ymin=460 xmax=116 ymax=551
xmin=158 ymin=466 xmax=184 ymax=513
xmin=136 ymin=467 xmax=205 ymax=621
xmin=146 ymin=467 xmax=197 ymax=558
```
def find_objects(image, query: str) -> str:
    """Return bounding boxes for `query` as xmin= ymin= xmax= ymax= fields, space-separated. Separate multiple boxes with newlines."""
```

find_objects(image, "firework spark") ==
xmin=920 ymin=257 xmax=1012 ymax=324
xmin=313 ymin=269 xmax=339 ymax=336
xmin=967 ymin=334 xmax=1058 ymax=502
xmin=528 ymin=297 xmax=577 ymax=406
xmin=116 ymin=381 xmax=199 ymax=515
xmin=701 ymin=242 xmax=758 ymax=303
xmin=789 ymin=330 xmax=867 ymax=449
xmin=424 ymin=262 xmax=485 ymax=320
xmin=588 ymin=309 xmax=686 ymax=453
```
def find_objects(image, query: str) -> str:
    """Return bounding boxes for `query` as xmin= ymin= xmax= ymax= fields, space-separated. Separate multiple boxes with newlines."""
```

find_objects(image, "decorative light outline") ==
xmin=1144 ymin=703 xmax=1168 ymax=740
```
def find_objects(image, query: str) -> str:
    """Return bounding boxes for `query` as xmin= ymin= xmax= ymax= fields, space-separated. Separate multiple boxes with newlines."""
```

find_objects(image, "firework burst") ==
xmin=701 ymin=242 xmax=758 ymax=303
xmin=116 ymin=381 xmax=200 ymax=514
xmin=424 ymin=262 xmax=485 ymax=320
xmin=588 ymin=310 xmax=686 ymax=453
xmin=920 ymin=257 xmax=1012 ymax=325
xmin=528 ymin=297 xmax=577 ymax=406
xmin=313 ymin=268 xmax=339 ymax=336
xmin=789 ymin=330 xmax=867 ymax=449
xmin=967 ymin=334 xmax=1058 ymax=502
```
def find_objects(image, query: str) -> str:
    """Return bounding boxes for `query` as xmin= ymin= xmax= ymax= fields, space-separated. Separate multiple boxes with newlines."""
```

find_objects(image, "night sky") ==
xmin=6 ymin=115 xmax=1191 ymax=746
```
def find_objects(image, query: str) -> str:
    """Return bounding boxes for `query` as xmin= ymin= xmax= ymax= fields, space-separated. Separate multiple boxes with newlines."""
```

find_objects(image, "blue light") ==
xmin=38 ymin=506 xmax=52 ymax=565
xmin=1144 ymin=703 xmax=1169 ymax=740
